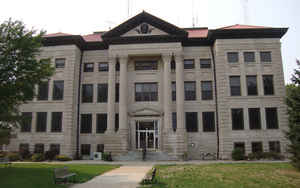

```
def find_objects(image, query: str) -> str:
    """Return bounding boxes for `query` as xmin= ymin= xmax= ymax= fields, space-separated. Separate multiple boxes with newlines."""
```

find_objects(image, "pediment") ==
xmin=121 ymin=23 xmax=168 ymax=37
xmin=130 ymin=107 xmax=163 ymax=116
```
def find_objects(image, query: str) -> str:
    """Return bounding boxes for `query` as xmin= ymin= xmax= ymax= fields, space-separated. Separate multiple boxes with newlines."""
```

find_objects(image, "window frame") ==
xmin=185 ymin=112 xmax=198 ymax=132
xmin=231 ymin=108 xmax=244 ymax=130
xmin=202 ymin=112 xmax=215 ymax=132
xmin=51 ymin=112 xmax=63 ymax=132
xmin=229 ymin=76 xmax=241 ymax=96
xmin=36 ymin=112 xmax=47 ymax=132
xmin=83 ymin=63 xmax=94 ymax=72
xmin=172 ymin=112 xmax=177 ymax=132
xmin=135 ymin=82 xmax=158 ymax=102
xmin=81 ymin=144 xmax=91 ymax=155
xmin=265 ymin=108 xmax=279 ymax=129
xmin=97 ymin=83 xmax=108 ymax=103
xmin=96 ymin=113 xmax=107 ymax=134
xmin=201 ymin=81 xmax=213 ymax=100
xmin=248 ymin=108 xmax=261 ymax=130
xmin=80 ymin=114 xmax=92 ymax=134
xmin=244 ymin=52 xmax=255 ymax=63
xmin=171 ymin=81 xmax=176 ymax=101
xmin=34 ymin=143 xmax=44 ymax=154
xmin=98 ymin=62 xmax=109 ymax=72
xmin=37 ymin=81 xmax=49 ymax=100
xmin=55 ymin=58 xmax=65 ymax=68
xmin=252 ymin=142 xmax=263 ymax=153
xmin=200 ymin=59 xmax=211 ymax=68
xmin=260 ymin=51 xmax=272 ymax=62
xmin=20 ymin=112 xmax=32 ymax=132
xmin=50 ymin=144 xmax=60 ymax=155
xmin=263 ymin=75 xmax=274 ymax=95
xmin=184 ymin=81 xmax=196 ymax=101
xmin=246 ymin=75 xmax=258 ymax=96
xmin=269 ymin=141 xmax=281 ymax=153
xmin=82 ymin=84 xmax=93 ymax=103
xmin=234 ymin=142 xmax=245 ymax=154
xmin=135 ymin=60 xmax=158 ymax=71
xmin=53 ymin=80 xmax=64 ymax=100
xmin=227 ymin=52 xmax=239 ymax=63
xmin=183 ymin=59 xmax=195 ymax=69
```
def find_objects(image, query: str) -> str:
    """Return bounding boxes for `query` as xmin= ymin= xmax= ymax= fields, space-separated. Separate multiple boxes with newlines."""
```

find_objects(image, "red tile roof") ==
xmin=217 ymin=24 xmax=271 ymax=30
xmin=185 ymin=28 xmax=208 ymax=38
xmin=44 ymin=32 xmax=73 ymax=37
xmin=82 ymin=33 xmax=103 ymax=42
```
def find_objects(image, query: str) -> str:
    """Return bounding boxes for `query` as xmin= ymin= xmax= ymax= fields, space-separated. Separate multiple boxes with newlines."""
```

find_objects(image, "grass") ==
xmin=140 ymin=163 xmax=300 ymax=188
xmin=0 ymin=163 xmax=120 ymax=188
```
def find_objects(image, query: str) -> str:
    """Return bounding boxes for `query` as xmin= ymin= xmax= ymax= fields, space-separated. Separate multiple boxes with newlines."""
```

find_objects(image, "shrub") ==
xmin=31 ymin=153 xmax=45 ymax=162
xmin=44 ymin=150 xmax=57 ymax=161
xmin=19 ymin=149 xmax=31 ymax=160
xmin=7 ymin=152 xmax=20 ymax=161
xmin=247 ymin=152 xmax=285 ymax=161
xmin=55 ymin=155 xmax=72 ymax=161
xmin=232 ymin=148 xmax=245 ymax=160
xmin=102 ymin=152 xmax=112 ymax=161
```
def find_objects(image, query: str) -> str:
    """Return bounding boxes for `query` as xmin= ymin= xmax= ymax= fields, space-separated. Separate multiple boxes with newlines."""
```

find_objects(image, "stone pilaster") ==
xmin=163 ymin=54 xmax=172 ymax=132
xmin=107 ymin=57 xmax=116 ymax=133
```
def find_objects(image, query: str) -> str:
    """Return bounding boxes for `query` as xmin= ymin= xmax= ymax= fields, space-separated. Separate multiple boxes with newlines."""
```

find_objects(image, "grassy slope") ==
xmin=141 ymin=163 xmax=300 ymax=188
xmin=0 ymin=163 xmax=119 ymax=188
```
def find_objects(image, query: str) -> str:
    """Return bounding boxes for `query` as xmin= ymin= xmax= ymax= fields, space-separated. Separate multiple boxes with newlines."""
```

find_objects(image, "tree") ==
xmin=286 ymin=59 xmax=300 ymax=170
xmin=0 ymin=19 xmax=54 ymax=142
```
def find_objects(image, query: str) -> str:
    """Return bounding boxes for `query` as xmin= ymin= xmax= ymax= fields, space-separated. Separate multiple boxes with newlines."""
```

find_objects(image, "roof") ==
xmin=44 ymin=32 xmax=73 ymax=37
xmin=82 ymin=33 xmax=103 ymax=42
xmin=217 ymin=24 xmax=271 ymax=30
xmin=185 ymin=28 xmax=208 ymax=38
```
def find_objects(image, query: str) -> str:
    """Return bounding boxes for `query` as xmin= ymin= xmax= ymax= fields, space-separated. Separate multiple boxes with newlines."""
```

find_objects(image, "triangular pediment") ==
xmin=130 ymin=107 xmax=162 ymax=116
xmin=121 ymin=23 xmax=168 ymax=37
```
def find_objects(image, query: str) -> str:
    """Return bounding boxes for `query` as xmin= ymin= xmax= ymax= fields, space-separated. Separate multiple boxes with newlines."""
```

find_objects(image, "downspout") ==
xmin=210 ymin=46 xmax=220 ymax=160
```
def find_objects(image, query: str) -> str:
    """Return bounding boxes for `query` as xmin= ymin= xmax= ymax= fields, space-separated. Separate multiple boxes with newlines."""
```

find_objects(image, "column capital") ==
xmin=174 ymin=52 xmax=184 ymax=61
xmin=117 ymin=54 xmax=128 ymax=63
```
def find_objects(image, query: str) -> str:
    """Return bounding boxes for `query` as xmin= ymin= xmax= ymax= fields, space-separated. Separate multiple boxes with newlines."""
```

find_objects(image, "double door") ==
xmin=136 ymin=120 xmax=159 ymax=150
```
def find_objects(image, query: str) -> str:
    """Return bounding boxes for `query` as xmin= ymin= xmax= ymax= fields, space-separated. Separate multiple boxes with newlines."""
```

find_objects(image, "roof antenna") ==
xmin=192 ymin=0 xmax=195 ymax=27
xmin=241 ymin=0 xmax=249 ymax=24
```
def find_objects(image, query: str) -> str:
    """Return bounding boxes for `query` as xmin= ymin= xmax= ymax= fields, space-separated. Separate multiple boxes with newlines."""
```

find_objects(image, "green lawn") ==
xmin=140 ymin=163 xmax=300 ymax=188
xmin=0 ymin=163 xmax=119 ymax=188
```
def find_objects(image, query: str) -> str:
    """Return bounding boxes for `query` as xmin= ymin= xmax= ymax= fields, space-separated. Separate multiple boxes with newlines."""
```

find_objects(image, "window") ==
xmin=55 ymin=58 xmax=65 ymax=68
xmin=37 ymin=81 xmax=49 ymax=100
xmin=172 ymin=112 xmax=177 ymax=132
xmin=116 ymin=62 xmax=120 ymax=71
xmin=80 ymin=114 xmax=92 ymax=133
xmin=97 ymin=84 xmax=108 ymax=103
xmin=34 ymin=144 xmax=44 ymax=154
xmin=19 ymin=143 xmax=29 ymax=152
xmin=135 ymin=61 xmax=157 ymax=70
xmin=227 ymin=52 xmax=239 ymax=63
xmin=265 ymin=108 xmax=278 ymax=129
xmin=184 ymin=81 xmax=196 ymax=101
xmin=96 ymin=113 xmax=107 ymax=133
xmin=184 ymin=59 xmax=195 ymax=69
xmin=84 ymin=63 xmax=94 ymax=72
xmin=269 ymin=141 xmax=281 ymax=153
xmin=201 ymin=81 xmax=213 ymax=100
xmin=260 ymin=51 xmax=272 ymax=62
xmin=81 ymin=144 xmax=91 ymax=155
xmin=50 ymin=144 xmax=60 ymax=155
xmin=36 ymin=112 xmax=47 ymax=132
xmin=20 ymin=112 xmax=32 ymax=132
xmin=116 ymin=83 xmax=119 ymax=102
xmin=232 ymin=109 xmax=244 ymax=130
xmin=200 ymin=59 xmax=211 ymax=68
xmin=230 ymin=76 xmax=241 ymax=96
xmin=135 ymin=83 xmax=158 ymax=101
xmin=203 ymin=112 xmax=215 ymax=132
xmin=53 ymin=80 xmax=64 ymax=100
xmin=263 ymin=75 xmax=274 ymax=95
xmin=98 ymin=62 xmax=108 ymax=72
xmin=252 ymin=142 xmax=263 ymax=153
xmin=246 ymin=76 xmax=258 ymax=95
xmin=51 ymin=112 xmax=62 ymax=132
xmin=82 ymin=84 xmax=93 ymax=103
xmin=115 ymin=114 xmax=119 ymax=132
xmin=185 ymin=112 xmax=198 ymax=132
xmin=234 ymin=142 xmax=245 ymax=154
xmin=171 ymin=60 xmax=176 ymax=70
xmin=244 ymin=52 xmax=255 ymax=62
xmin=97 ymin=144 xmax=104 ymax=152
xmin=171 ymin=82 xmax=176 ymax=101
xmin=248 ymin=108 xmax=261 ymax=129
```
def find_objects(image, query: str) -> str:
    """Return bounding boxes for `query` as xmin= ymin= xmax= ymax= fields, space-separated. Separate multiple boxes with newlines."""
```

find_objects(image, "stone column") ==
xmin=175 ymin=54 xmax=185 ymax=131
xmin=119 ymin=56 xmax=128 ymax=132
xmin=106 ymin=57 xmax=116 ymax=133
xmin=163 ymin=54 xmax=172 ymax=132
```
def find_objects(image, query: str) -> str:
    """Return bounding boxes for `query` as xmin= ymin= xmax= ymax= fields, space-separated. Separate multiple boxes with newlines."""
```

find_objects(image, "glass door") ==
xmin=136 ymin=120 xmax=159 ymax=150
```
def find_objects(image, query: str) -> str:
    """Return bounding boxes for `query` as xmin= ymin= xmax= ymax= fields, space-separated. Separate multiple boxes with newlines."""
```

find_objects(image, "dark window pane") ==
xmin=247 ymin=76 xmax=258 ymax=95
xmin=19 ymin=143 xmax=29 ymax=152
xmin=201 ymin=81 xmax=213 ymax=100
xmin=21 ymin=112 xmax=32 ymax=132
xmin=80 ymin=114 xmax=92 ymax=133
xmin=116 ymin=83 xmax=119 ymax=102
xmin=263 ymin=75 xmax=274 ymax=95
xmin=252 ymin=142 xmax=263 ymax=153
xmin=82 ymin=84 xmax=93 ymax=103
xmin=269 ymin=141 xmax=281 ymax=153
xmin=248 ymin=108 xmax=261 ymax=129
xmin=203 ymin=112 xmax=215 ymax=132
xmin=116 ymin=62 xmax=120 ymax=71
xmin=232 ymin=109 xmax=244 ymax=130
xmin=171 ymin=60 xmax=176 ymax=70
xmin=185 ymin=112 xmax=198 ymax=132
xmin=260 ymin=52 xmax=272 ymax=62
xmin=135 ymin=83 xmax=158 ymax=102
xmin=227 ymin=52 xmax=239 ymax=63
xmin=84 ymin=63 xmax=94 ymax=72
xmin=184 ymin=59 xmax=195 ymax=69
xmin=38 ymin=81 xmax=49 ymax=100
xmin=96 ymin=113 xmax=107 ymax=133
xmin=135 ymin=61 xmax=158 ymax=70
xmin=171 ymin=82 xmax=176 ymax=101
xmin=230 ymin=76 xmax=241 ymax=96
xmin=53 ymin=80 xmax=64 ymax=100
xmin=34 ymin=144 xmax=44 ymax=154
xmin=51 ymin=112 xmax=62 ymax=132
xmin=115 ymin=114 xmax=119 ymax=132
xmin=36 ymin=112 xmax=47 ymax=132
xmin=172 ymin=112 xmax=177 ymax=132
xmin=97 ymin=84 xmax=108 ymax=103
xmin=81 ymin=144 xmax=91 ymax=155
xmin=266 ymin=108 xmax=278 ymax=129
xmin=234 ymin=142 xmax=245 ymax=154
xmin=50 ymin=144 xmax=60 ymax=155
xmin=55 ymin=58 xmax=65 ymax=68
xmin=98 ymin=62 xmax=108 ymax=72
xmin=244 ymin=52 xmax=255 ymax=62
xmin=97 ymin=144 xmax=104 ymax=152
xmin=200 ymin=59 xmax=211 ymax=68
xmin=184 ymin=81 xmax=196 ymax=101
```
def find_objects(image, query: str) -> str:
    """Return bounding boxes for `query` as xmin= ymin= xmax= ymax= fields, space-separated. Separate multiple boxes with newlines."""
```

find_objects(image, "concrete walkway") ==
xmin=71 ymin=165 xmax=153 ymax=188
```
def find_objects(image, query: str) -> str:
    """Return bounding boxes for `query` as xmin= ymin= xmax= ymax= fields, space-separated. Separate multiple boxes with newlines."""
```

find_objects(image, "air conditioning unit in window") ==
xmin=93 ymin=152 xmax=102 ymax=160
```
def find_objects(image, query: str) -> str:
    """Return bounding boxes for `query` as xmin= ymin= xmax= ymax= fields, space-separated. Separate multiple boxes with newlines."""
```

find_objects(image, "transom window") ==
xmin=84 ymin=63 xmax=94 ymax=72
xmin=98 ymin=62 xmax=108 ymax=72
xmin=135 ymin=83 xmax=158 ymax=101
xmin=200 ymin=59 xmax=211 ymax=68
xmin=260 ymin=51 xmax=272 ymax=62
xmin=184 ymin=59 xmax=195 ymax=69
xmin=244 ymin=52 xmax=255 ymax=63
xmin=227 ymin=52 xmax=239 ymax=63
xmin=184 ymin=81 xmax=196 ymax=101
xmin=135 ymin=60 xmax=157 ymax=70
xmin=55 ymin=58 xmax=65 ymax=68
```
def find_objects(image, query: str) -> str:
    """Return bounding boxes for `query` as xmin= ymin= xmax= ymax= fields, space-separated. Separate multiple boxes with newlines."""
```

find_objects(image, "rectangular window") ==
xmin=263 ymin=75 xmax=274 ymax=95
xmin=260 ymin=52 xmax=272 ymax=62
xmin=116 ymin=62 xmax=120 ymax=71
xmin=172 ymin=112 xmax=177 ymax=132
xmin=203 ymin=112 xmax=215 ymax=132
xmin=230 ymin=76 xmax=241 ymax=96
xmin=84 ymin=63 xmax=94 ymax=72
xmin=34 ymin=144 xmax=44 ymax=154
xmin=19 ymin=143 xmax=29 ymax=152
xmin=55 ymin=58 xmax=65 ymax=68
xmin=37 ymin=81 xmax=49 ymax=100
xmin=135 ymin=61 xmax=158 ymax=70
xmin=97 ymin=84 xmax=108 ymax=103
xmin=20 ymin=112 xmax=32 ymax=132
xmin=135 ymin=83 xmax=158 ymax=101
xmin=115 ymin=114 xmax=119 ymax=132
xmin=98 ymin=62 xmax=108 ymax=72
xmin=171 ymin=82 xmax=176 ymax=101
xmin=184 ymin=59 xmax=195 ymax=69
xmin=51 ymin=112 xmax=62 ymax=132
xmin=227 ymin=52 xmax=239 ymax=63
xmin=36 ymin=112 xmax=47 ymax=132
xmin=269 ymin=141 xmax=281 ymax=153
xmin=200 ymin=59 xmax=211 ymax=68
xmin=184 ymin=81 xmax=196 ymax=101
xmin=185 ymin=112 xmax=198 ymax=132
xmin=82 ymin=84 xmax=93 ymax=103
xmin=116 ymin=83 xmax=119 ymax=103
xmin=53 ymin=80 xmax=64 ymax=100
xmin=252 ymin=142 xmax=263 ymax=153
xmin=266 ymin=108 xmax=279 ymax=129
xmin=232 ymin=109 xmax=244 ymax=130
xmin=248 ymin=108 xmax=261 ymax=129
xmin=81 ymin=144 xmax=91 ymax=155
xmin=246 ymin=76 xmax=258 ymax=95
xmin=234 ymin=142 xmax=245 ymax=154
xmin=201 ymin=81 xmax=213 ymax=100
xmin=97 ymin=144 xmax=104 ymax=152
xmin=171 ymin=60 xmax=176 ymax=70
xmin=244 ymin=52 xmax=255 ymax=63
xmin=80 ymin=114 xmax=92 ymax=133
xmin=96 ymin=113 xmax=107 ymax=133
xmin=50 ymin=144 xmax=60 ymax=155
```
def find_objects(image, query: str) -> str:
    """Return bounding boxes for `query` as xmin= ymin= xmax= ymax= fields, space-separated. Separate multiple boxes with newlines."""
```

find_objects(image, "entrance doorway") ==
xmin=136 ymin=120 xmax=159 ymax=150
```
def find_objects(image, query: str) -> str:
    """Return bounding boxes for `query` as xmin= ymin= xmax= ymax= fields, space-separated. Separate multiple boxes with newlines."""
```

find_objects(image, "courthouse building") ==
xmin=7 ymin=11 xmax=288 ymax=160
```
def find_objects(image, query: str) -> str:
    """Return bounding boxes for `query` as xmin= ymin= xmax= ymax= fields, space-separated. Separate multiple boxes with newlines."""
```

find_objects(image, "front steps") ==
xmin=114 ymin=150 xmax=172 ymax=161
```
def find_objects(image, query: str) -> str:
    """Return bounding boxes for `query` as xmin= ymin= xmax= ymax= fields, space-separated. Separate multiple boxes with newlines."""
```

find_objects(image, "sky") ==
xmin=1 ymin=0 xmax=299 ymax=83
